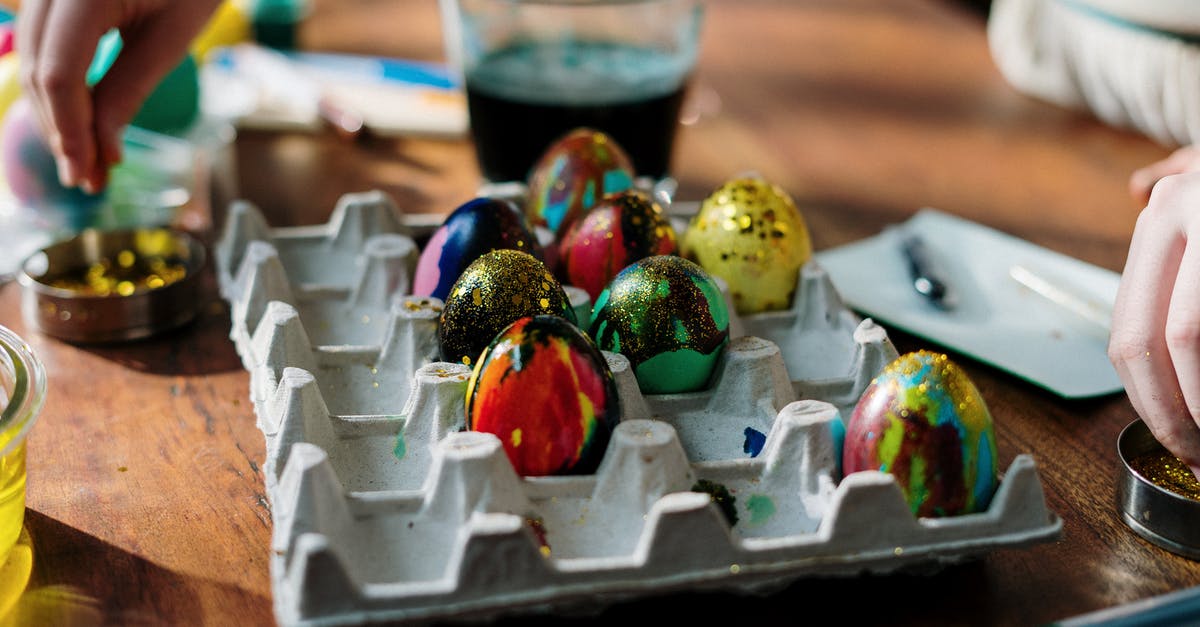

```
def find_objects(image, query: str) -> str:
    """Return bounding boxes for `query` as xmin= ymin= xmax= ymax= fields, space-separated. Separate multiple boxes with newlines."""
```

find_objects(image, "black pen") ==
xmin=896 ymin=229 xmax=957 ymax=311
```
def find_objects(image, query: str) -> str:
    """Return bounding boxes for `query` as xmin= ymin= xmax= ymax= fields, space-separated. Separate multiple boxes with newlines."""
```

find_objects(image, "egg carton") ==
xmin=214 ymin=190 xmax=1063 ymax=626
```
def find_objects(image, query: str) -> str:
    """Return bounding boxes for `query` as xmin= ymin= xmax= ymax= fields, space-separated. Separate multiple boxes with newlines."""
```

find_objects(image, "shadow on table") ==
xmin=9 ymin=510 xmax=268 ymax=626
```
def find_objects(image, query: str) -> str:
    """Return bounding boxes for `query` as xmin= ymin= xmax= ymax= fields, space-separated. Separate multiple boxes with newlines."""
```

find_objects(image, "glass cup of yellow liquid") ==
xmin=0 ymin=325 xmax=46 ymax=570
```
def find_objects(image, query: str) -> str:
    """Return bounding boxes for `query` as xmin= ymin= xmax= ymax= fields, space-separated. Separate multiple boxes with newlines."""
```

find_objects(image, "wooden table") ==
xmin=2 ymin=0 xmax=1193 ymax=625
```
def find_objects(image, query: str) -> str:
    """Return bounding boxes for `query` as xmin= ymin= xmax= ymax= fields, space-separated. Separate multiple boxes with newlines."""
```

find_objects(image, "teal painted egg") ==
xmin=525 ymin=127 xmax=635 ymax=237
xmin=842 ymin=350 xmax=998 ymax=517
xmin=588 ymin=255 xmax=729 ymax=394
xmin=438 ymin=249 xmax=577 ymax=366
xmin=466 ymin=315 xmax=619 ymax=476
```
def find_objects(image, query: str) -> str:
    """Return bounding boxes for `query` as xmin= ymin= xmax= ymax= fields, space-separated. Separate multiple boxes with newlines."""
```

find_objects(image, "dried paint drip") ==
xmin=843 ymin=350 xmax=998 ymax=517
xmin=692 ymin=479 xmax=738 ymax=526
xmin=1130 ymin=451 xmax=1200 ymax=501
xmin=588 ymin=255 xmax=729 ymax=394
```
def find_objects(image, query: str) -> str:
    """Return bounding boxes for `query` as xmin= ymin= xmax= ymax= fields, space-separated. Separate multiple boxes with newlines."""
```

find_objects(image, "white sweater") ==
xmin=988 ymin=0 xmax=1200 ymax=147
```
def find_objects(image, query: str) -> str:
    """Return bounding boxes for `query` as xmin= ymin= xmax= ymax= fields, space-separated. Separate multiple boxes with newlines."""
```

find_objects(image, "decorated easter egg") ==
xmin=681 ymin=176 xmax=812 ymax=315
xmin=0 ymin=97 xmax=106 ymax=227
xmin=466 ymin=314 xmax=620 ymax=476
xmin=439 ymin=249 xmax=577 ymax=366
xmin=557 ymin=189 xmax=678 ymax=302
xmin=842 ymin=350 xmax=998 ymax=518
xmin=589 ymin=255 xmax=729 ymax=394
xmin=415 ymin=197 xmax=543 ymax=302
xmin=526 ymin=127 xmax=636 ymax=236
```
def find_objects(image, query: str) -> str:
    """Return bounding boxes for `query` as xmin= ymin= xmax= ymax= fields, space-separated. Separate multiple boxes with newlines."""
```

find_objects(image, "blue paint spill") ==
xmin=743 ymin=427 xmax=766 ymax=457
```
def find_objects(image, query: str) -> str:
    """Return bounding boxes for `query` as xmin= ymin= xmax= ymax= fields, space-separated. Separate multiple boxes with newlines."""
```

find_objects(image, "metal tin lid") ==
xmin=17 ymin=227 xmax=207 ymax=344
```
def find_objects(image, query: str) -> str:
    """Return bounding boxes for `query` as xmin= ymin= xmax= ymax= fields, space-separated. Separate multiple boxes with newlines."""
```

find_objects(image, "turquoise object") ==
xmin=86 ymin=30 xmax=201 ymax=135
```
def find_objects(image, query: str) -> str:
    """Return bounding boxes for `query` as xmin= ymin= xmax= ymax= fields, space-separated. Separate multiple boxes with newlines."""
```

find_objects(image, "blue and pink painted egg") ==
xmin=525 ymin=127 xmax=635 ymax=237
xmin=414 ymin=196 xmax=542 ymax=302
xmin=466 ymin=314 xmax=619 ymax=476
xmin=1 ymin=97 xmax=105 ymax=228
xmin=842 ymin=350 xmax=998 ymax=517
xmin=556 ymin=189 xmax=678 ymax=302
xmin=588 ymin=255 xmax=729 ymax=395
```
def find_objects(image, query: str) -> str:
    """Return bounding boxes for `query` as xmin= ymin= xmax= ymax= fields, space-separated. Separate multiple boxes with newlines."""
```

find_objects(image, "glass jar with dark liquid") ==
xmin=455 ymin=0 xmax=704 ymax=183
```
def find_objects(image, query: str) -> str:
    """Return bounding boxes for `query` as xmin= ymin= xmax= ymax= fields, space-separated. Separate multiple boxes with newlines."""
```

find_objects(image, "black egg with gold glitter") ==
xmin=439 ymin=249 xmax=577 ymax=366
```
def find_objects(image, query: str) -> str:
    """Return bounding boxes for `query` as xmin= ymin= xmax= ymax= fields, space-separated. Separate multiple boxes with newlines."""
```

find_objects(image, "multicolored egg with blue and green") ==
xmin=466 ymin=314 xmax=620 ymax=476
xmin=588 ymin=255 xmax=729 ymax=394
xmin=557 ymin=189 xmax=678 ymax=302
xmin=525 ymin=127 xmax=635 ymax=237
xmin=414 ymin=197 xmax=543 ymax=301
xmin=842 ymin=350 xmax=998 ymax=518
xmin=438 ymin=249 xmax=577 ymax=367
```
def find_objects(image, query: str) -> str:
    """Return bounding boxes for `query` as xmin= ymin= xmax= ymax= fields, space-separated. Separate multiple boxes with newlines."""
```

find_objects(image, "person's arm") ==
xmin=15 ymin=0 xmax=221 ymax=193
xmin=1110 ymin=168 xmax=1200 ymax=480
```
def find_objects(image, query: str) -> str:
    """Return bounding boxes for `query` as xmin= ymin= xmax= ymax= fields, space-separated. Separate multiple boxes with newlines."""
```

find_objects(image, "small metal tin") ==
xmin=1117 ymin=419 xmax=1200 ymax=560
xmin=17 ymin=227 xmax=206 ymax=343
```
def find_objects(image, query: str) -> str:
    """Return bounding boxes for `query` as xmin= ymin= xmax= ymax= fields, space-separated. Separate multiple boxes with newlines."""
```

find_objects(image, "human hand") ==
xmin=15 ymin=0 xmax=220 ymax=193
xmin=1109 ymin=170 xmax=1200 ymax=481
xmin=1129 ymin=145 xmax=1200 ymax=205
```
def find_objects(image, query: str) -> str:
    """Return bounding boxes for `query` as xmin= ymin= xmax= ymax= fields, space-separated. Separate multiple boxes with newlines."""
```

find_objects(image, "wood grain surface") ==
xmin=1 ymin=0 xmax=1193 ymax=625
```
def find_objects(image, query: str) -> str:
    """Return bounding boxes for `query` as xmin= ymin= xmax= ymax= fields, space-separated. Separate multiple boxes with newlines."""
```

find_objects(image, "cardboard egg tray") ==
xmin=215 ymin=190 xmax=1063 ymax=626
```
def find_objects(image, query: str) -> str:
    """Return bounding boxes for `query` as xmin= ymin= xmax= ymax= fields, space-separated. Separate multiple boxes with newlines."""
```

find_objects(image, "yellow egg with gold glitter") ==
xmin=680 ymin=177 xmax=812 ymax=314
xmin=438 ymin=249 xmax=578 ymax=366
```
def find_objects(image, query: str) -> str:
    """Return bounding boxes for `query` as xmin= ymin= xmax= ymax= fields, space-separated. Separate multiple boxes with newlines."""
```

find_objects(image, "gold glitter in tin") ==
xmin=48 ymin=244 xmax=189 ymax=297
xmin=1130 ymin=451 xmax=1200 ymax=501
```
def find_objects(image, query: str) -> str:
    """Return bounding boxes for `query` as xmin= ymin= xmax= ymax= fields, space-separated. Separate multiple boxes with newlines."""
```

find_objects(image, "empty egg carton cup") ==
xmin=215 ymin=190 xmax=1062 ymax=626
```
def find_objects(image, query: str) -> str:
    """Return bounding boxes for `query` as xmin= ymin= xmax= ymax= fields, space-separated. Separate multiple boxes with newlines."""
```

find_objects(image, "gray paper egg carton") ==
xmin=215 ymin=190 xmax=1063 ymax=627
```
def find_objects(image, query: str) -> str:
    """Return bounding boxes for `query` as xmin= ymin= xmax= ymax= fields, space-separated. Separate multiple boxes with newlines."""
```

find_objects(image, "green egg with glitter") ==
xmin=588 ymin=255 xmax=729 ymax=394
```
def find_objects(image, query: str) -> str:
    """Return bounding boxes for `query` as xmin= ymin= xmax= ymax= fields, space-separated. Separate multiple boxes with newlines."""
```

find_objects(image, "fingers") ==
xmin=1167 ymin=237 xmax=1200 ymax=470
xmin=88 ymin=1 xmax=220 ymax=189
xmin=14 ymin=0 xmax=52 ymax=133
xmin=1110 ymin=175 xmax=1200 ymax=480
xmin=1130 ymin=146 xmax=1200 ymax=204
xmin=19 ymin=0 xmax=112 ymax=191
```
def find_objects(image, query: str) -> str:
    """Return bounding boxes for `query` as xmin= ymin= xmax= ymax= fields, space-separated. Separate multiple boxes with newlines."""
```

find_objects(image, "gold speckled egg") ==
xmin=680 ymin=177 xmax=812 ymax=314
xmin=438 ymin=249 xmax=577 ymax=366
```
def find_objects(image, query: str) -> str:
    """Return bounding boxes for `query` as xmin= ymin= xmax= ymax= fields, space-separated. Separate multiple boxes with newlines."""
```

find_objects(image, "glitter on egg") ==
xmin=680 ymin=176 xmax=812 ymax=315
xmin=842 ymin=350 xmax=998 ymax=517
xmin=438 ymin=249 xmax=577 ymax=366
xmin=525 ymin=127 xmax=636 ymax=236
xmin=557 ymin=189 xmax=678 ymax=302
xmin=466 ymin=315 xmax=619 ymax=476
xmin=588 ymin=255 xmax=729 ymax=394
xmin=414 ymin=196 xmax=543 ymax=302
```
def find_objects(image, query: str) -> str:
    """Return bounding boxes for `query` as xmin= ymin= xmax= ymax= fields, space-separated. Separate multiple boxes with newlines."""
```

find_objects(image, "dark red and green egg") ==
xmin=588 ymin=255 xmax=729 ymax=394
xmin=843 ymin=350 xmax=998 ymax=517
xmin=556 ymin=189 xmax=678 ymax=302
xmin=466 ymin=315 xmax=619 ymax=476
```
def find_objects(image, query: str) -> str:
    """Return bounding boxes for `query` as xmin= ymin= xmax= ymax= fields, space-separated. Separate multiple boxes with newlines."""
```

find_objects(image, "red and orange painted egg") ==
xmin=842 ymin=350 xmax=998 ymax=517
xmin=525 ymin=127 xmax=635 ymax=238
xmin=556 ymin=189 xmax=678 ymax=302
xmin=466 ymin=314 xmax=619 ymax=476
